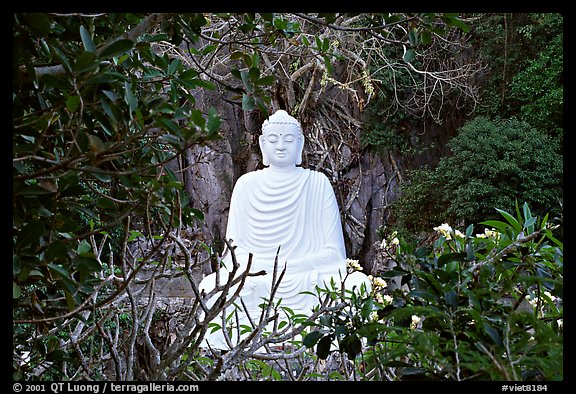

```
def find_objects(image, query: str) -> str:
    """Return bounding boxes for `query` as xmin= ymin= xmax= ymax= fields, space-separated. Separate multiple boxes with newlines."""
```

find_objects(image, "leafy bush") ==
xmin=509 ymin=33 xmax=563 ymax=141
xmin=303 ymin=202 xmax=563 ymax=381
xmin=470 ymin=13 xmax=563 ymax=143
xmin=394 ymin=116 xmax=563 ymax=233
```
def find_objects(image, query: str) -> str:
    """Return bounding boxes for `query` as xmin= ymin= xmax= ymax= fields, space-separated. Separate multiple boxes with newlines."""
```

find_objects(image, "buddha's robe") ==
xmin=199 ymin=166 xmax=368 ymax=349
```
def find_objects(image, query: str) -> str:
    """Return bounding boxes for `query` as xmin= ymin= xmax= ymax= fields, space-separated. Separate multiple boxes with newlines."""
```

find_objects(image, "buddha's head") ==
xmin=259 ymin=109 xmax=305 ymax=168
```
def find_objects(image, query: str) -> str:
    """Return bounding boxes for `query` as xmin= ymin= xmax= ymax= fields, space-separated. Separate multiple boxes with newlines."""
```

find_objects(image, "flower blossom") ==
xmin=433 ymin=223 xmax=453 ymax=239
xmin=475 ymin=228 xmax=500 ymax=239
xmin=368 ymin=275 xmax=387 ymax=290
xmin=374 ymin=293 xmax=393 ymax=305
xmin=346 ymin=258 xmax=363 ymax=272
xmin=410 ymin=315 xmax=421 ymax=330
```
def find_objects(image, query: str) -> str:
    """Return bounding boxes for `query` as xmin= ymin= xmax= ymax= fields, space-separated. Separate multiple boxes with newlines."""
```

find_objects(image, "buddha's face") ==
xmin=259 ymin=123 xmax=304 ymax=168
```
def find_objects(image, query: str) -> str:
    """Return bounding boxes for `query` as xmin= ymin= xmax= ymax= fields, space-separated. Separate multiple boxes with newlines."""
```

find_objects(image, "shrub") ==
xmin=394 ymin=116 xmax=563 ymax=233
xmin=303 ymin=202 xmax=563 ymax=381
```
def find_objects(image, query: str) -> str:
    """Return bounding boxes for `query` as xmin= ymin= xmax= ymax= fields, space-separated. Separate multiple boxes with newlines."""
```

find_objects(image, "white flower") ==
xmin=410 ymin=315 xmax=421 ymax=330
xmin=544 ymin=291 xmax=557 ymax=302
xmin=433 ymin=223 xmax=453 ymax=239
xmin=454 ymin=230 xmax=465 ymax=238
xmin=346 ymin=258 xmax=363 ymax=272
xmin=476 ymin=228 xmax=500 ymax=239
xmin=374 ymin=293 xmax=392 ymax=306
xmin=369 ymin=276 xmax=387 ymax=290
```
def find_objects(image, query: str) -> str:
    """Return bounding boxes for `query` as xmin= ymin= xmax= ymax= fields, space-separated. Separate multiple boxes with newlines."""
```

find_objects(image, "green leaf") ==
xmin=408 ymin=290 xmax=437 ymax=302
xmin=77 ymin=240 xmax=92 ymax=255
xmin=242 ymin=94 xmax=255 ymax=111
xmin=82 ymin=166 xmax=111 ymax=182
xmin=48 ymin=263 xmax=77 ymax=294
xmin=322 ymin=37 xmax=330 ymax=52
xmin=202 ymin=45 xmax=217 ymax=55
xmin=65 ymin=96 xmax=81 ymax=113
xmin=340 ymin=334 xmax=362 ymax=359
xmin=15 ymin=184 xmax=54 ymax=196
xmin=179 ymin=68 xmax=199 ymax=80
xmin=399 ymin=367 xmax=427 ymax=376
xmin=314 ymin=36 xmax=323 ymax=51
xmin=190 ymin=109 xmax=205 ymax=128
xmin=523 ymin=217 xmax=537 ymax=231
xmin=443 ymin=14 xmax=470 ymax=33
xmin=302 ymin=330 xmax=323 ymax=347
xmin=248 ymin=66 xmax=260 ymax=81
xmin=74 ymin=51 xmax=99 ymax=74
xmin=124 ymin=81 xmax=138 ymax=112
xmin=75 ymin=255 xmax=102 ymax=280
xmin=544 ymin=229 xmax=563 ymax=247
xmin=205 ymin=109 xmax=221 ymax=134
xmin=496 ymin=208 xmax=522 ymax=234
xmin=420 ymin=30 xmax=432 ymax=45
xmin=240 ymin=70 xmax=253 ymax=93
xmin=317 ymin=335 xmax=332 ymax=359
xmin=444 ymin=290 xmax=458 ymax=308
xmin=408 ymin=30 xmax=417 ymax=45
xmin=156 ymin=117 xmax=181 ymax=134
xmin=27 ymin=14 xmax=51 ymax=36
xmin=230 ymin=51 xmax=244 ymax=60
xmin=380 ymin=269 xmax=409 ymax=278
xmin=319 ymin=314 xmax=332 ymax=327
xmin=160 ymin=134 xmax=183 ymax=148
xmin=102 ymin=90 xmax=120 ymax=102
xmin=167 ymin=58 xmax=182 ymax=76
xmin=403 ymin=49 xmax=416 ymax=63
xmin=323 ymin=55 xmax=333 ymax=75
xmin=360 ymin=297 xmax=374 ymax=319
xmin=437 ymin=252 xmax=467 ymax=267
xmin=39 ymin=74 xmax=70 ymax=89
xmin=52 ymin=46 xmax=72 ymax=73
xmin=99 ymin=39 xmax=134 ymax=59
xmin=45 ymin=240 xmax=69 ymax=262
xmin=101 ymin=98 xmax=119 ymax=124
xmin=13 ymin=282 xmax=21 ymax=299
xmin=85 ymin=71 xmax=128 ymax=85
xmin=17 ymin=222 xmax=45 ymax=249
xmin=80 ymin=25 xmax=96 ymax=53
xmin=482 ymin=321 xmax=502 ymax=346
xmin=256 ymin=75 xmax=275 ymax=86
xmin=242 ymin=54 xmax=253 ymax=68
xmin=189 ymin=78 xmax=216 ymax=90
xmin=479 ymin=220 xmax=509 ymax=235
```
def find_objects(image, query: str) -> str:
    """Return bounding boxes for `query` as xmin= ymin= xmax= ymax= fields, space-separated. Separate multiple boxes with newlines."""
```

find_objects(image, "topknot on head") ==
xmin=262 ymin=109 xmax=303 ymax=134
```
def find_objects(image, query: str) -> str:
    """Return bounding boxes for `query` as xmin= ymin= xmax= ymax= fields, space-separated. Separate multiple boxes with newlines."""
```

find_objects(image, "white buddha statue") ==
xmin=199 ymin=109 xmax=370 ymax=349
